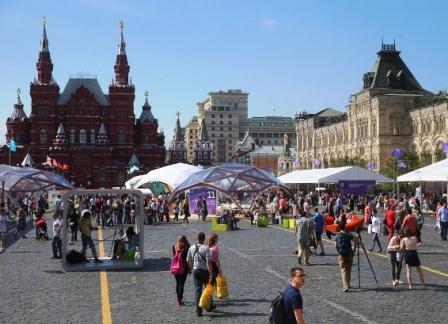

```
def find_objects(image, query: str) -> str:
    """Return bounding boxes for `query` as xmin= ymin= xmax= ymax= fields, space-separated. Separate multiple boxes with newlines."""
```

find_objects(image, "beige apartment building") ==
xmin=185 ymin=116 xmax=199 ymax=162
xmin=195 ymin=90 xmax=248 ymax=163
xmin=184 ymin=90 xmax=296 ymax=164
xmin=247 ymin=116 xmax=296 ymax=146
xmin=295 ymin=43 xmax=448 ymax=171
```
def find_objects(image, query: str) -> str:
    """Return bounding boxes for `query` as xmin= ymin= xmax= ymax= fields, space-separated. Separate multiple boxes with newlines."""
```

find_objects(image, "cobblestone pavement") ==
xmin=0 ymin=212 xmax=447 ymax=324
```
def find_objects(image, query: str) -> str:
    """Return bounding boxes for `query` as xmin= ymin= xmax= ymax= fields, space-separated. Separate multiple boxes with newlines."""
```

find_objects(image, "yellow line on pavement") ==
xmin=421 ymin=265 xmax=448 ymax=277
xmin=263 ymin=220 xmax=448 ymax=278
xmin=98 ymin=227 xmax=112 ymax=324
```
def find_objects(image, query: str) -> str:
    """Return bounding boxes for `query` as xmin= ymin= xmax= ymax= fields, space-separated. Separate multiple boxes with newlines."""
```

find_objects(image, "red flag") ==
xmin=51 ymin=158 xmax=62 ymax=169
xmin=46 ymin=156 xmax=53 ymax=166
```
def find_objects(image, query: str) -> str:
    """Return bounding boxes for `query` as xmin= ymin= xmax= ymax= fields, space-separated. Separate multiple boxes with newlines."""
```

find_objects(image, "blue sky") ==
xmin=1 ymin=0 xmax=447 ymax=145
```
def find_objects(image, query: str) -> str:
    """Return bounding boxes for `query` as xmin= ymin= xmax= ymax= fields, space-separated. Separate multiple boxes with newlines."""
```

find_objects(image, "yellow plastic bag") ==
xmin=198 ymin=283 xmax=213 ymax=309
xmin=216 ymin=274 xmax=229 ymax=298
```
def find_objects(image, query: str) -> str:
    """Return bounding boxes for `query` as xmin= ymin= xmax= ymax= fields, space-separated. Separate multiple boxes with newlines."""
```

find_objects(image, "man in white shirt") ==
xmin=187 ymin=232 xmax=214 ymax=317
xmin=52 ymin=214 xmax=63 ymax=259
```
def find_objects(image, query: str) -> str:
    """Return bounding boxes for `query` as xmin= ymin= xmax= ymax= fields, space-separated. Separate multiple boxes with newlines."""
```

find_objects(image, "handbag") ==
xmin=367 ymin=224 xmax=372 ymax=234
xmin=198 ymin=283 xmax=213 ymax=310
xmin=382 ymin=225 xmax=389 ymax=236
xmin=216 ymin=274 xmax=229 ymax=298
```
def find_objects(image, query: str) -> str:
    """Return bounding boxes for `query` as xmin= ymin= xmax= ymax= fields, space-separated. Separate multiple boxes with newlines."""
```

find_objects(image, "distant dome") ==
xmin=140 ymin=98 xmax=155 ymax=123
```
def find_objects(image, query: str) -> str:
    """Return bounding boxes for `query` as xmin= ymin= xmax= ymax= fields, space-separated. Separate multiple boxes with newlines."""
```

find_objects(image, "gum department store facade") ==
xmin=295 ymin=43 xmax=448 ymax=172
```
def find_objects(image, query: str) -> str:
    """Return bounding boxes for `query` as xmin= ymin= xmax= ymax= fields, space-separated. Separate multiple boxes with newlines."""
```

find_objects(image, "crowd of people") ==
xmin=1 ymin=186 xmax=446 ymax=323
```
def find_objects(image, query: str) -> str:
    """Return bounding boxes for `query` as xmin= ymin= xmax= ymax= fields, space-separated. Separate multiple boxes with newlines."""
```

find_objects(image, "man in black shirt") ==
xmin=283 ymin=267 xmax=306 ymax=324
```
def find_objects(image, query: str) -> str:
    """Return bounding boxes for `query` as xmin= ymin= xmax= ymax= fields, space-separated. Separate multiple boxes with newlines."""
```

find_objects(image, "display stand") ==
xmin=61 ymin=189 xmax=144 ymax=272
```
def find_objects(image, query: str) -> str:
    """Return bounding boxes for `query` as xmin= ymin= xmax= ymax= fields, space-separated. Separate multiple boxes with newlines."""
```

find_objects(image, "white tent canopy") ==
xmin=278 ymin=166 xmax=393 ymax=184
xmin=397 ymin=159 xmax=448 ymax=182
xmin=124 ymin=174 xmax=146 ymax=189
xmin=125 ymin=163 xmax=202 ymax=191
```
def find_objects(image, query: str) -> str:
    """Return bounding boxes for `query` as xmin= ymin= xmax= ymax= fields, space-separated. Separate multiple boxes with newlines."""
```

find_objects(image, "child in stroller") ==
xmin=34 ymin=213 xmax=48 ymax=240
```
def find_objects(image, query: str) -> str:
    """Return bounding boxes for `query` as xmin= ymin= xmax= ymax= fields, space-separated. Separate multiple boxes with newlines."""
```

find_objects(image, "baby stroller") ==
xmin=35 ymin=217 xmax=49 ymax=240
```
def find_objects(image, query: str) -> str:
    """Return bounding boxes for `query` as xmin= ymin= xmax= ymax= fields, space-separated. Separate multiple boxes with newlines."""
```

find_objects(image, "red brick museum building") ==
xmin=1 ymin=21 xmax=166 ymax=188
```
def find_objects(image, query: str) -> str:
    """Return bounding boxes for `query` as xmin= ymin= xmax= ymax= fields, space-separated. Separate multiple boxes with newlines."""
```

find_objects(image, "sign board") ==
xmin=189 ymin=188 xmax=216 ymax=215
xmin=338 ymin=180 xmax=375 ymax=196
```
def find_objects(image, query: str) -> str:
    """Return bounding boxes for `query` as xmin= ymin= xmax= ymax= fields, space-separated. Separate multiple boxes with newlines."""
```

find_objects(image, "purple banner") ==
xmin=338 ymin=180 xmax=375 ymax=196
xmin=189 ymin=188 xmax=216 ymax=215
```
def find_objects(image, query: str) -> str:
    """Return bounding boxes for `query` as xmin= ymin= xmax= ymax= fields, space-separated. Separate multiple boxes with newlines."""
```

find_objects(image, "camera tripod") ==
xmin=353 ymin=229 xmax=378 ymax=288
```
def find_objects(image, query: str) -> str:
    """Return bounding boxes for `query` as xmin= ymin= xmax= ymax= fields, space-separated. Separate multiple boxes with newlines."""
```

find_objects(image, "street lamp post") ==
xmin=442 ymin=143 xmax=448 ymax=198
xmin=392 ymin=148 xmax=403 ymax=198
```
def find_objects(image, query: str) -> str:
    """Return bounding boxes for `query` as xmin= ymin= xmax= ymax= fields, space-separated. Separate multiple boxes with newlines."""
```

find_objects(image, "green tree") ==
xmin=333 ymin=155 xmax=367 ymax=168
xmin=382 ymin=149 xmax=422 ymax=178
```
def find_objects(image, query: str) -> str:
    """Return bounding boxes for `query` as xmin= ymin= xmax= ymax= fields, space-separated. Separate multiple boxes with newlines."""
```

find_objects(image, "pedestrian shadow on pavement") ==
xmin=208 ymin=310 xmax=267 ymax=319
xmin=141 ymin=257 xmax=172 ymax=272
xmin=418 ymin=251 xmax=448 ymax=256
xmin=95 ymin=257 xmax=172 ymax=273
xmin=423 ymin=283 xmax=448 ymax=291
xmin=217 ymin=297 xmax=270 ymax=307
xmin=314 ymin=262 xmax=340 ymax=266
xmin=4 ymin=222 xmax=36 ymax=250
xmin=42 ymin=270 xmax=65 ymax=275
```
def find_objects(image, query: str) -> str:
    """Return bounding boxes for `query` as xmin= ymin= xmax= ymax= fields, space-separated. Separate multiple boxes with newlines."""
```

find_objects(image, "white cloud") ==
xmin=261 ymin=18 xmax=277 ymax=28
xmin=259 ymin=12 xmax=278 ymax=28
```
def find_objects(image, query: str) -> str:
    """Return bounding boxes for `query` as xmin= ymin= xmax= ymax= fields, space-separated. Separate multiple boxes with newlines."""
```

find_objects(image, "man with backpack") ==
xmin=269 ymin=267 xmax=306 ymax=324
xmin=187 ymin=232 xmax=214 ymax=317
xmin=335 ymin=222 xmax=359 ymax=292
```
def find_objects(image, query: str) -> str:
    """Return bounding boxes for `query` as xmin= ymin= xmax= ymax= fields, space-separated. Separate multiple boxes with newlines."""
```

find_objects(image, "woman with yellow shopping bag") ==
xmin=208 ymin=233 xmax=229 ymax=298
xmin=208 ymin=234 xmax=222 ymax=284
xmin=187 ymin=232 xmax=216 ymax=317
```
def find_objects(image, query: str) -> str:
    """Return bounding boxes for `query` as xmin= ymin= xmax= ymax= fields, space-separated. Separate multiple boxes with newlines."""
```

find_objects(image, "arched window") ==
xmin=70 ymin=129 xmax=76 ymax=144
xmin=118 ymin=129 xmax=126 ymax=144
xmin=90 ymin=129 xmax=95 ymax=144
xmin=39 ymin=128 xmax=47 ymax=144
xmin=79 ymin=129 xmax=87 ymax=144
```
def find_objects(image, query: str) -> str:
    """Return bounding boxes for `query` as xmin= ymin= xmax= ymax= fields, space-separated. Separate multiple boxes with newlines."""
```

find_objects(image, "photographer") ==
xmin=335 ymin=222 xmax=359 ymax=292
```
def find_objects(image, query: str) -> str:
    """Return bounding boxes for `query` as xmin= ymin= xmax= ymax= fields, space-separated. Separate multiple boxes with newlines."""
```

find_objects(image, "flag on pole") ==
xmin=442 ymin=143 xmax=448 ymax=153
xmin=392 ymin=148 xmax=402 ymax=158
xmin=9 ymin=139 xmax=16 ymax=152
xmin=397 ymin=160 xmax=407 ymax=169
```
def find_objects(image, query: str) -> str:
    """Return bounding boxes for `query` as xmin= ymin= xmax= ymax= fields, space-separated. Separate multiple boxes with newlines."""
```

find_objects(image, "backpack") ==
xmin=336 ymin=233 xmax=352 ymax=257
xmin=170 ymin=249 xmax=185 ymax=275
xmin=66 ymin=250 xmax=85 ymax=264
xmin=268 ymin=291 xmax=288 ymax=324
